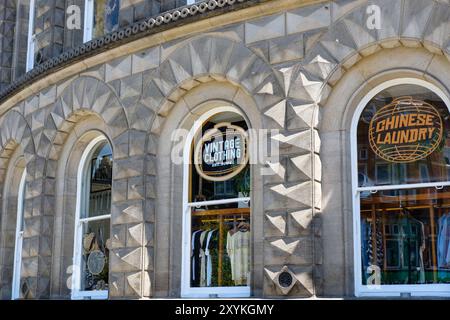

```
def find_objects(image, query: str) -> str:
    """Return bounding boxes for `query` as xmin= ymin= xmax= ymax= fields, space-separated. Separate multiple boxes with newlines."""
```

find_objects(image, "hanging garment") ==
xmin=226 ymin=230 xmax=250 ymax=285
xmin=207 ymin=229 xmax=221 ymax=287
xmin=438 ymin=214 xmax=450 ymax=268
xmin=367 ymin=219 xmax=384 ymax=267
xmin=361 ymin=219 xmax=370 ymax=271
xmin=207 ymin=228 xmax=234 ymax=286
xmin=410 ymin=216 xmax=426 ymax=284
xmin=387 ymin=216 xmax=425 ymax=285
xmin=191 ymin=230 xmax=203 ymax=286
xmin=199 ymin=230 xmax=208 ymax=287
xmin=205 ymin=229 xmax=217 ymax=287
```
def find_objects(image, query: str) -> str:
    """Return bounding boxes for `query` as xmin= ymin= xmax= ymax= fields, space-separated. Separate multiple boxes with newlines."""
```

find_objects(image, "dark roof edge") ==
xmin=0 ymin=0 xmax=260 ymax=105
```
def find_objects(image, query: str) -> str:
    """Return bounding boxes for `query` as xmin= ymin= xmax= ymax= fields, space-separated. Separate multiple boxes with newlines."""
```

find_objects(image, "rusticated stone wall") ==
xmin=0 ymin=0 xmax=448 ymax=299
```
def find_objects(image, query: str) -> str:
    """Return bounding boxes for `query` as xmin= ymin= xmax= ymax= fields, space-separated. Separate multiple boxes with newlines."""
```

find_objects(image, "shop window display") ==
xmin=73 ymin=138 xmax=112 ymax=298
xmin=186 ymin=111 xmax=251 ymax=295
xmin=357 ymin=84 xmax=450 ymax=288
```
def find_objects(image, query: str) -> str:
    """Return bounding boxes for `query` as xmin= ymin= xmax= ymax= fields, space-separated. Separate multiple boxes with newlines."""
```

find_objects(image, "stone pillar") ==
xmin=260 ymin=60 xmax=326 ymax=297
xmin=0 ymin=178 xmax=18 ymax=299
xmin=108 ymin=130 xmax=154 ymax=299
xmin=20 ymin=87 xmax=58 ymax=299
xmin=106 ymin=63 xmax=157 ymax=299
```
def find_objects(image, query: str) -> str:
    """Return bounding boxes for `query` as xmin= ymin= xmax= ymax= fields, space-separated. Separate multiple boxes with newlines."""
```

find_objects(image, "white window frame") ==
xmin=71 ymin=135 xmax=110 ymax=300
xmin=26 ymin=0 xmax=35 ymax=71
xmin=83 ymin=0 xmax=95 ymax=43
xmin=351 ymin=78 xmax=450 ymax=297
xmin=11 ymin=170 xmax=26 ymax=300
xmin=181 ymin=106 xmax=251 ymax=298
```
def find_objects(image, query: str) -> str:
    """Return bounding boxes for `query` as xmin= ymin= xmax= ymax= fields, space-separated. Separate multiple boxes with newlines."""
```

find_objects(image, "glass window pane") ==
xmin=80 ymin=218 xmax=110 ymax=291
xmin=190 ymin=112 xmax=250 ymax=202
xmin=360 ymin=186 xmax=450 ymax=285
xmin=357 ymin=84 xmax=450 ymax=187
xmin=93 ymin=0 xmax=119 ymax=39
xmin=189 ymin=111 xmax=251 ymax=290
xmin=86 ymin=142 xmax=112 ymax=218
xmin=190 ymin=202 xmax=251 ymax=288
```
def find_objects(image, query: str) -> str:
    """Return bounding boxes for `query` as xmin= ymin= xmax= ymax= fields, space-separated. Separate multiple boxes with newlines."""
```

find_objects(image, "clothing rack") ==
xmin=200 ymin=218 xmax=243 ymax=223
xmin=192 ymin=208 xmax=250 ymax=286
xmin=192 ymin=208 xmax=250 ymax=217
xmin=362 ymin=191 xmax=450 ymax=203
xmin=361 ymin=204 xmax=450 ymax=212
xmin=361 ymin=203 xmax=449 ymax=282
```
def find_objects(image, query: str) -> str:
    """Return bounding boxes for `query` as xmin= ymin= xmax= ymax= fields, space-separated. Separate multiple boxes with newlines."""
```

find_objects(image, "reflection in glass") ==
xmin=190 ymin=112 xmax=250 ymax=202
xmin=93 ymin=0 xmax=119 ymax=39
xmin=80 ymin=141 xmax=112 ymax=292
xmin=81 ymin=219 xmax=110 ymax=291
xmin=190 ymin=203 xmax=251 ymax=288
xmin=357 ymin=84 xmax=450 ymax=187
xmin=189 ymin=111 xmax=251 ymax=289
xmin=360 ymin=187 xmax=450 ymax=285
xmin=85 ymin=142 xmax=112 ymax=219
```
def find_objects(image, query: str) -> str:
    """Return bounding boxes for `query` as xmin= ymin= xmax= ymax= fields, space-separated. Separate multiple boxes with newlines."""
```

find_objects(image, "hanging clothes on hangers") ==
xmin=226 ymin=227 xmax=250 ymax=285
xmin=199 ymin=230 xmax=209 ymax=287
xmin=361 ymin=219 xmax=370 ymax=267
xmin=191 ymin=229 xmax=203 ymax=286
xmin=409 ymin=215 xmax=426 ymax=284
xmin=391 ymin=210 xmax=425 ymax=285
xmin=367 ymin=218 xmax=384 ymax=267
xmin=438 ymin=213 xmax=450 ymax=268
xmin=205 ymin=229 xmax=218 ymax=287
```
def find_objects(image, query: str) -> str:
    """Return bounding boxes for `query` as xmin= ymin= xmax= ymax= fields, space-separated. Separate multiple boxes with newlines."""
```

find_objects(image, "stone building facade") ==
xmin=0 ymin=0 xmax=449 ymax=299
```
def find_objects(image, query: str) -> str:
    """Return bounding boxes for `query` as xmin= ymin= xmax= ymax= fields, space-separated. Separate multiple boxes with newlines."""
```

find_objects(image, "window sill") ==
xmin=181 ymin=286 xmax=250 ymax=298
xmin=71 ymin=290 xmax=109 ymax=300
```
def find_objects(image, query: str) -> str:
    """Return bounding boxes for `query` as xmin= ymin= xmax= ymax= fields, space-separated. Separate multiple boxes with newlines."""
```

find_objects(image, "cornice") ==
xmin=0 ymin=0 xmax=327 ymax=110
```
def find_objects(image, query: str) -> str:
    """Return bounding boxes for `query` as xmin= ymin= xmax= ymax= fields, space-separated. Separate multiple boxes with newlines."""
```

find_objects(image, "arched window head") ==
xmin=182 ymin=108 xmax=252 ymax=298
xmin=72 ymin=136 xmax=112 ymax=300
xmin=353 ymin=79 xmax=450 ymax=297
xmin=357 ymin=83 xmax=450 ymax=188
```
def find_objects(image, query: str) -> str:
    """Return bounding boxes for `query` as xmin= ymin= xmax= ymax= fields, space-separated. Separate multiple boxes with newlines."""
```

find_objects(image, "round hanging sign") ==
xmin=194 ymin=122 xmax=249 ymax=182
xmin=87 ymin=250 xmax=106 ymax=275
xmin=368 ymin=97 xmax=443 ymax=163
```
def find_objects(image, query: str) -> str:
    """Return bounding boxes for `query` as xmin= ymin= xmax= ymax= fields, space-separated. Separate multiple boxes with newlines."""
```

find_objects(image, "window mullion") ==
xmin=356 ymin=181 xmax=450 ymax=193
xmin=188 ymin=197 xmax=251 ymax=207
xmin=79 ymin=214 xmax=111 ymax=224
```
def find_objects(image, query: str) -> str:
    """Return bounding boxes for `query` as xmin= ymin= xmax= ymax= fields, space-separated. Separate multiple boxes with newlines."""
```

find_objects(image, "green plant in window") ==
xmin=234 ymin=167 xmax=250 ymax=197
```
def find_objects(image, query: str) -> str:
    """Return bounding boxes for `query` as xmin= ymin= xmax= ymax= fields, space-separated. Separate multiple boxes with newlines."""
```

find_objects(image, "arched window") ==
xmin=181 ymin=107 xmax=251 ymax=298
xmin=72 ymin=136 xmax=112 ymax=299
xmin=84 ymin=0 xmax=119 ymax=42
xmin=352 ymin=79 xmax=450 ymax=297
xmin=12 ymin=169 xmax=26 ymax=300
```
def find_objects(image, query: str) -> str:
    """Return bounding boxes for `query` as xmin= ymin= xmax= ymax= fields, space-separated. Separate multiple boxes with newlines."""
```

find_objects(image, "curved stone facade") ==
xmin=0 ymin=0 xmax=449 ymax=299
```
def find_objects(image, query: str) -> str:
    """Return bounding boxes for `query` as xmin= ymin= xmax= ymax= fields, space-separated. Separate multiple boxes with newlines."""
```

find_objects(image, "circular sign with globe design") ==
xmin=368 ymin=97 xmax=443 ymax=163
xmin=194 ymin=122 xmax=249 ymax=182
